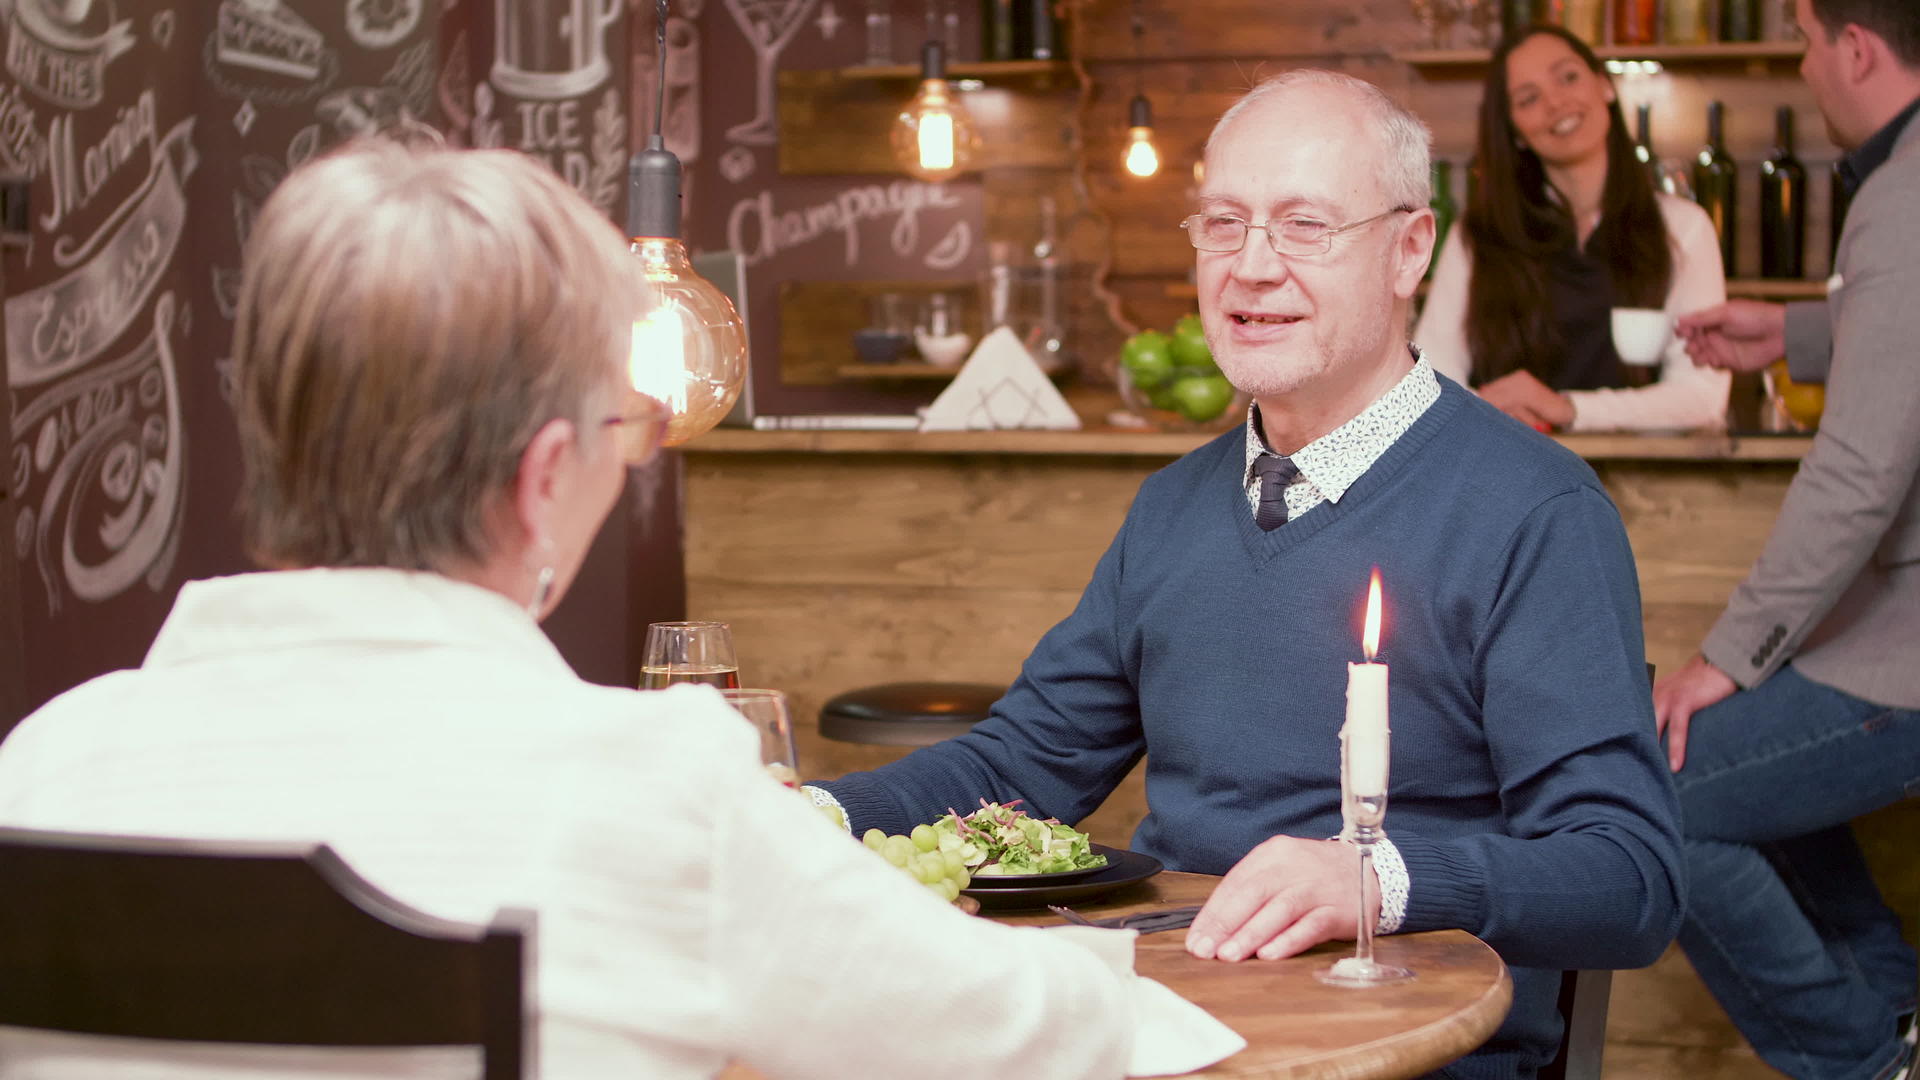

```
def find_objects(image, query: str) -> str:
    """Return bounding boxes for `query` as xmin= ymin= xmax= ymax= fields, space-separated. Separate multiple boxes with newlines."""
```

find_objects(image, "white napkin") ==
xmin=919 ymin=326 xmax=1082 ymax=431
xmin=1047 ymin=925 xmax=1248 ymax=1077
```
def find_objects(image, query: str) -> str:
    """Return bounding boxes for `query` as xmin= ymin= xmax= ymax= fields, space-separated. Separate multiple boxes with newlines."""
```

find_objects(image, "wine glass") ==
xmin=720 ymin=688 xmax=801 ymax=788
xmin=641 ymin=621 xmax=740 ymax=690
xmin=1317 ymin=727 xmax=1414 ymax=987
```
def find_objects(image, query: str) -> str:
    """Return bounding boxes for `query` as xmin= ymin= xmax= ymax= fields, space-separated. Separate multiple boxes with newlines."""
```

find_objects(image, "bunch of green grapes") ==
xmin=862 ymin=824 xmax=972 ymax=903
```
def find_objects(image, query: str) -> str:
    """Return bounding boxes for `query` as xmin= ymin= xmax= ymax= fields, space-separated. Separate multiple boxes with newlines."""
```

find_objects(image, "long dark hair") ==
xmin=1462 ymin=24 xmax=1672 ymax=385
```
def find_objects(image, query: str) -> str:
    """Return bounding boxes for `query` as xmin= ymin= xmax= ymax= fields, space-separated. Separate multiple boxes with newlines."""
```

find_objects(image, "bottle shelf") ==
xmin=1163 ymin=278 xmax=1827 ymax=300
xmin=1394 ymin=41 xmax=1804 ymax=69
xmin=824 ymin=59 xmax=1071 ymax=83
xmin=837 ymin=363 xmax=962 ymax=380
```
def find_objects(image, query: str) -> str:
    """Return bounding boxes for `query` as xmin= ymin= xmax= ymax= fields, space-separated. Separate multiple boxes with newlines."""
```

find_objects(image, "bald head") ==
xmin=1206 ymin=71 xmax=1433 ymax=212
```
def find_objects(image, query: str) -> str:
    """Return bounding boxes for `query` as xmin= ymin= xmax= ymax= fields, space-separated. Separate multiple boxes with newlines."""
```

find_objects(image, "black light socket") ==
xmin=1128 ymin=94 xmax=1153 ymax=130
xmin=626 ymin=134 xmax=681 ymax=240
xmin=921 ymin=39 xmax=947 ymax=80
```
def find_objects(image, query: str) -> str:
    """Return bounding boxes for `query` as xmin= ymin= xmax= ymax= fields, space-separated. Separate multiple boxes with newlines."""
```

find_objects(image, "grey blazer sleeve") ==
xmin=1783 ymin=299 xmax=1833 ymax=384
xmin=1701 ymin=142 xmax=1920 ymax=688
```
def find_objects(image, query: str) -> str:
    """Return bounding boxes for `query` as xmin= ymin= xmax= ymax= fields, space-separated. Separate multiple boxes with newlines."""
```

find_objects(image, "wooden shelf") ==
xmin=1164 ymin=278 xmax=1826 ymax=301
xmin=1395 ymin=41 xmax=1804 ymax=68
xmin=824 ymin=59 xmax=1071 ymax=83
xmin=1726 ymin=278 xmax=1828 ymax=299
xmin=837 ymin=363 xmax=963 ymax=380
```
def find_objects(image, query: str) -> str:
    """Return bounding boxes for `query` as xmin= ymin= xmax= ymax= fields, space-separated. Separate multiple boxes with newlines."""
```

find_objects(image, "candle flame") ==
xmin=1362 ymin=567 xmax=1382 ymax=661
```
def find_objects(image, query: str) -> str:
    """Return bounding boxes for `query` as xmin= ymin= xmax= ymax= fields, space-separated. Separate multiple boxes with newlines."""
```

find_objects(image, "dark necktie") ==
xmin=1252 ymin=455 xmax=1299 ymax=531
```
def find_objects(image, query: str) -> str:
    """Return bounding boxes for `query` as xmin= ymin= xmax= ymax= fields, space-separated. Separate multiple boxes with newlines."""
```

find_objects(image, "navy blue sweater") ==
xmin=823 ymin=380 xmax=1684 ymax=1076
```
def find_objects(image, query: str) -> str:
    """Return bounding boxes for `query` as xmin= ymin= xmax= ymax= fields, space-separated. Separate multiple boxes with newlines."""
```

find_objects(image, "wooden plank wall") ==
xmin=775 ymin=0 xmax=1837 ymax=389
xmin=684 ymin=448 xmax=1915 ymax=1079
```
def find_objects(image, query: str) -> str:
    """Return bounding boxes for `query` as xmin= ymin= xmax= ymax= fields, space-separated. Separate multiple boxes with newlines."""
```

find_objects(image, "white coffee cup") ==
xmin=1611 ymin=308 xmax=1671 ymax=367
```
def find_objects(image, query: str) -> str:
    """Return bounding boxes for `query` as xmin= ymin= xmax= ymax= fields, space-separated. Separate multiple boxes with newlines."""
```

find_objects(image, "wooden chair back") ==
xmin=0 ymin=827 xmax=533 ymax=1080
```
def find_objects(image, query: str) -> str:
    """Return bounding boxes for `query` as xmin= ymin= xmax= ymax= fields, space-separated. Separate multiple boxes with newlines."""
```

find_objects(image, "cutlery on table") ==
xmin=1047 ymin=904 xmax=1202 ymax=933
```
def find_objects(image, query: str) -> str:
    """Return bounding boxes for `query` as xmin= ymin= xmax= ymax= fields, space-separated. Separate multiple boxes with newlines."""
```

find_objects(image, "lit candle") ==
xmin=1343 ymin=569 xmax=1389 ymax=798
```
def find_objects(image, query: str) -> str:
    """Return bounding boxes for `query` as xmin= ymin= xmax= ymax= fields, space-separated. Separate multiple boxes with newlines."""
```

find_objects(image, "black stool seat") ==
xmin=819 ymin=682 xmax=1003 ymax=747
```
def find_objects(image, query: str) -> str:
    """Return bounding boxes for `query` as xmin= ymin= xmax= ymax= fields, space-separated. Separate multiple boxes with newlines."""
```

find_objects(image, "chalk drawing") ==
xmin=719 ymin=144 xmax=754 ymax=183
xmin=722 ymin=0 xmax=817 ymax=145
xmin=7 ymin=117 xmax=196 ymax=383
xmin=491 ymin=0 xmax=620 ymax=101
xmin=12 ymin=292 xmax=184 ymax=611
xmin=203 ymin=0 xmax=339 ymax=106
xmin=150 ymin=9 xmax=173 ymax=48
xmin=346 ymin=0 xmax=422 ymax=49
xmin=814 ymin=1 xmax=840 ymax=39
xmin=725 ymin=180 xmax=966 ymax=268
xmin=0 ymin=81 xmax=47 ymax=177
xmin=436 ymin=28 xmax=472 ymax=135
xmin=5 ymin=0 xmax=136 ymax=109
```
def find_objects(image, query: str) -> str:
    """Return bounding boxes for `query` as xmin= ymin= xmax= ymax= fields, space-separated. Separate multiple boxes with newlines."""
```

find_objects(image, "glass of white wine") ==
xmin=720 ymin=688 xmax=800 ymax=788
xmin=641 ymin=621 xmax=740 ymax=690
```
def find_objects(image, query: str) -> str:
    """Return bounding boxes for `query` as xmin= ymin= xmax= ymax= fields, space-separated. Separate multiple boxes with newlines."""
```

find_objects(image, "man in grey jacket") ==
xmin=1662 ymin=1 xmax=1920 ymax=1077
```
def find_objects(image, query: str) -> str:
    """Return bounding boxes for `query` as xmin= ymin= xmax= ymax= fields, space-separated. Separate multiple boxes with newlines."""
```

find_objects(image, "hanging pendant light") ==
xmin=625 ymin=0 xmax=747 ymax=449
xmin=1122 ymin=0 xmax=1159 ymax=178
xmin=891 ymin=40 xmax=978 ymax=182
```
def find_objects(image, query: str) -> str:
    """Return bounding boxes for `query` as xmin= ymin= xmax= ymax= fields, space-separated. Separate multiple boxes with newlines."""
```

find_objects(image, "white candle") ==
xmin=1344 ymin=661 xmax=1389 ymax=796
xmin=1342 ymin=569 xmax=1389 ymax=798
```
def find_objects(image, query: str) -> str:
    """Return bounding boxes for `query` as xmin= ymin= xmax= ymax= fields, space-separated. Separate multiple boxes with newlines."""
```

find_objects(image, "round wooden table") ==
xmin=721 ymin=870 xmax=1512 ymax=1079
xmin=997 ymin=871 xmax=1513 ymax=1079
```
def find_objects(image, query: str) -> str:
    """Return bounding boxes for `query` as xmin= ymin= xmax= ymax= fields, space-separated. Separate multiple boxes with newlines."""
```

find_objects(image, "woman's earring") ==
xmin=527 ymin=565 xmax=556 ymax=619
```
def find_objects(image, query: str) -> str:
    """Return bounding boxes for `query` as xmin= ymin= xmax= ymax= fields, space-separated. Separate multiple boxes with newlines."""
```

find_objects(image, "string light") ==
xmin=892 ymin=40 xmax=978 ymax=181
xmin=625 ymin=0 xmax=747 ymax=448
xmin=1122 ymin=0 xmax=1159 ymax=178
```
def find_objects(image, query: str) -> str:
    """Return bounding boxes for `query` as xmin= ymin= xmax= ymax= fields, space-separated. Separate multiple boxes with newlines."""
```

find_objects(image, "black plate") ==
xmin=962 ymin=844 xmax=1163 ymax=910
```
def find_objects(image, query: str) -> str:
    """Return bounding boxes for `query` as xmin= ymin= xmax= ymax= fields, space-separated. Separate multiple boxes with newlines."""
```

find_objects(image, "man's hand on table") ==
xmin=1185 ymin=836 xmax=1378 ymax=963
xmin=1653 ymin=653 xmax=1740 ymax=773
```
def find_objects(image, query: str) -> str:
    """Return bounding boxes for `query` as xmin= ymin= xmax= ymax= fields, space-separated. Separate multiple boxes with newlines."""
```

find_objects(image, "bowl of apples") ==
xmin=1117 ymin=314 xmax=1245 ymax=431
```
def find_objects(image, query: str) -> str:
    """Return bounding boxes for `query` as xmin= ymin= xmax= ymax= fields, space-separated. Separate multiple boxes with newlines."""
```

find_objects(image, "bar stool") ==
xmin=818 ymin=682 xmax=1002 ymax=747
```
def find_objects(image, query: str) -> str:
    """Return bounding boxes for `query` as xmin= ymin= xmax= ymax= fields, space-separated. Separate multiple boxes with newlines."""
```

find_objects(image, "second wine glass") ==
xmin=720 ymin=688 xmax=801 ymax=788
xmin=641 ymin=621 xmax=740 ymax=690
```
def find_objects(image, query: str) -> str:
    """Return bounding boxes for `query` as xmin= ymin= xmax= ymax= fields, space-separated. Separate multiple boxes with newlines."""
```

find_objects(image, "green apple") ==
xmin=1170 ymin=313 xmax=1216 ymax=372
xmin=1171 ymin=373 xmax=1237 ymax=423
xmin=1120 ymin=329 xmax=1175 ymax=389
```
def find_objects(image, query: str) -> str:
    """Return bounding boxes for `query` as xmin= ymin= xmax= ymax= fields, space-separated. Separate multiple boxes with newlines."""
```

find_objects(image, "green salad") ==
xmin=930 ymin=799 xmax=1109 ymax=877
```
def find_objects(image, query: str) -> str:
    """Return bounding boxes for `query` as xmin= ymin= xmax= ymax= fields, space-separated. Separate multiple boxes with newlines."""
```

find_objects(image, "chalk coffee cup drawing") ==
xmin=492 ymin=0 xmax=622 ymax=101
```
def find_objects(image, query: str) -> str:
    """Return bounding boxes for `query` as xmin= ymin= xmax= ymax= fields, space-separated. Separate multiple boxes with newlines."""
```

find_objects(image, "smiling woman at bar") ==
xmin=1415 ymin=25 xmax=1730 ymax=433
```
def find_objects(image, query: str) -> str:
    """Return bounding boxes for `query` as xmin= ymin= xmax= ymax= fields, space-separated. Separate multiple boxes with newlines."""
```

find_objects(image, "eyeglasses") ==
xmin=603 ymin=396 xmax=670 ymax=465
xmin=1179 ymin=207 xmax=1414 ymax=257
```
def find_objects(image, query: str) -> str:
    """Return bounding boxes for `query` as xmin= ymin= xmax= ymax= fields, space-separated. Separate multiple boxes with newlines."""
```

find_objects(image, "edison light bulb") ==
xmin=891 ymin=42 xmax=977 ymax=182
xmin=1123 ymin=94 xmax=1159 ymax=178
xmin=626 ymin=236 xmax=747 ymax=448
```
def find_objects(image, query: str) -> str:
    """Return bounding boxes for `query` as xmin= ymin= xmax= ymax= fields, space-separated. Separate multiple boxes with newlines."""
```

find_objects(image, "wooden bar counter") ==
xmin=680 ymin=420 xmax=1913 ymax=1078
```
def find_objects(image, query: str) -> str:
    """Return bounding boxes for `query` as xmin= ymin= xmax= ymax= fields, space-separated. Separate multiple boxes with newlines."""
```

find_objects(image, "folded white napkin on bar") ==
xmin=1047 ymin=925 xmax=1247 ymax=1077
xmin=919 ymin=326 xmax=1081 ymax=431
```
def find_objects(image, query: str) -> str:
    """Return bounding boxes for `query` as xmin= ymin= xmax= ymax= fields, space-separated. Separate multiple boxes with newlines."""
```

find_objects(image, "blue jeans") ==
xmin=1674 ymin=663 xmax=1920 ymax=1080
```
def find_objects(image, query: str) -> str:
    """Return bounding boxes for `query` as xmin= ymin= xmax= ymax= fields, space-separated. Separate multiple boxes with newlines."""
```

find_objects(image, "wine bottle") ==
xmin=1028 ymin=0 xmax=1065 ymax=59
xmin=1760 ymin=105 xmax=1808 ymax=279
xmin=1829 ymin=160 xmax=1853 ymax=267
xmin=1634 ymin=104 xmax=1661 ymax=190
xmin=1428 ymin=159 xmax=1457 ymax=281
xmin=1501 ymin=0 xmax=1533 ymax=40
xmin=1720 ymin=0 xmax=1761 ymax=41
xmin=1693 ymin=101 xmax=1738 ymax=274
xmin=1665 ymin=0 xmax=1711 ymax=44
xmin=1613 ymin=0 xmax=1657 ymax=44
xmin=981 ymin=0 xmax=1019 ymax=60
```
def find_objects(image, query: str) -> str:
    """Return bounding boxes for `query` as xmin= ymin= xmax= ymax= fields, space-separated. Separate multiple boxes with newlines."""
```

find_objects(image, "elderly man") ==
xmin=812 ymin=70 xmax=1683 ymax=1078
xmin=1662 ymin=1 xmax=1920 ymax=1077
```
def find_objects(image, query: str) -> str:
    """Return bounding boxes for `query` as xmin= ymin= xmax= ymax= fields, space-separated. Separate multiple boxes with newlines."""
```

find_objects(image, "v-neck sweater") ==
xmin=823 ymin=378 xmax=1684 ymax=1075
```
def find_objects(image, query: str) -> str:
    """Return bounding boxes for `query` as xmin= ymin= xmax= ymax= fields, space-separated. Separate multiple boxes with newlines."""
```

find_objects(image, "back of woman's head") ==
xmin=1463 ymin=24 xmax=1671 ymax=383
xmin=231 ymin=141 xmax=636 ymax=572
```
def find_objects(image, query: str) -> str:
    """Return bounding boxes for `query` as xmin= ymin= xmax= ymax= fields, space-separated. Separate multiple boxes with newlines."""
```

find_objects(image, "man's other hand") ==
xmin=1653 ymin=653 xmax=1739 ymax=772
xmin=1185 ymin=835 xmax=1378 ymax=962
xmin=1675 ymin=300 xmax=1788 ymax=374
